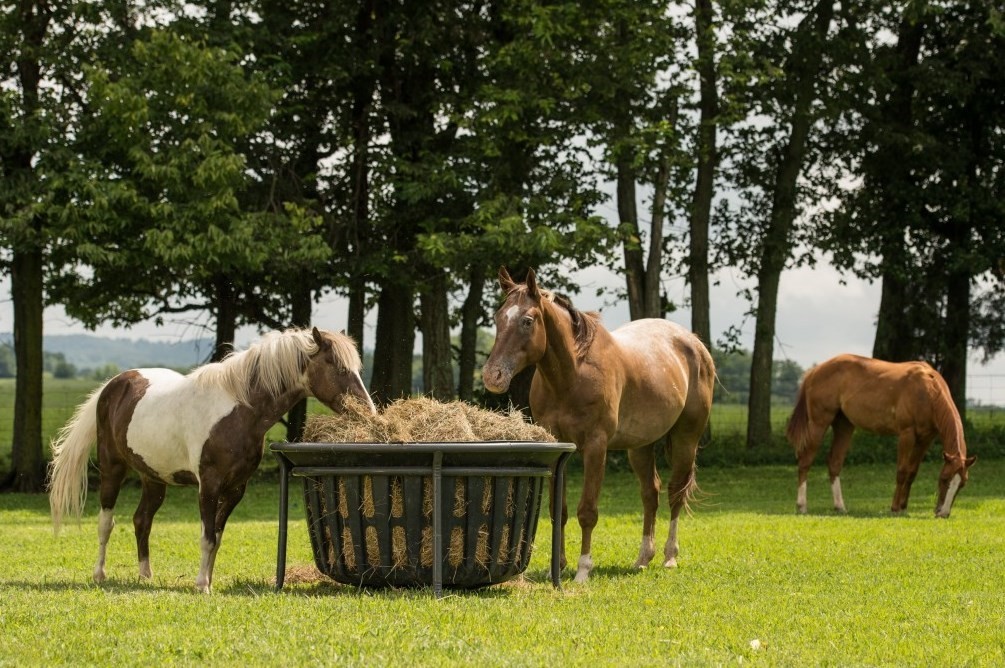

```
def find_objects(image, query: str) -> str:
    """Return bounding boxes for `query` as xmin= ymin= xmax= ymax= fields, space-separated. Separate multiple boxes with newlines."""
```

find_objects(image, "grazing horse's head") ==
xmin=307 ymin=327 xmax=377 ymax=415
xmin=482 ymin=267 xmax=548 ymax=394
xmin=935 ymin=453 xmax=976 ymax=518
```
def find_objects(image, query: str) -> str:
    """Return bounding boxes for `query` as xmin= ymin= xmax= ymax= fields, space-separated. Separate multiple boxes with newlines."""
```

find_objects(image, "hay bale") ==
xmin=302 ymin=396 xmax=555 ymax=444
xmin=463 ymin=404 xmax=556 ymax=443
xmin=383 ymin=397 xmax=477 ymax=442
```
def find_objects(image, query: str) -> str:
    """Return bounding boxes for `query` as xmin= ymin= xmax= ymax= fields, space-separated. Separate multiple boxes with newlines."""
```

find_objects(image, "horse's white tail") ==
xmin=48 ymin=383 xmax=106 ymax=534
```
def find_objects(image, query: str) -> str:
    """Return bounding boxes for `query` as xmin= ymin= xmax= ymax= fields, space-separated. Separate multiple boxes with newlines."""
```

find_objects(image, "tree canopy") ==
xmin=2 ymin=0 xmax=1003 ymax=488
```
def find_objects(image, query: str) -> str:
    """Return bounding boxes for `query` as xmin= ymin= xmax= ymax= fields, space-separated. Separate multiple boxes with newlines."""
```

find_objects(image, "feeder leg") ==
xmin=432 ymin=451 xmax=443 ymax=598
xmin=551 ymin=452 xmax=572 ymax=589
xmin=275 ymin=453 xmax=291 ymax=592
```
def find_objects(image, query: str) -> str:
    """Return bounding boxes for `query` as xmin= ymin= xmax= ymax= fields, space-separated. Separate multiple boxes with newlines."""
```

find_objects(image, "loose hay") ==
xmin=302 ymin=396 xmax=556 ymax=444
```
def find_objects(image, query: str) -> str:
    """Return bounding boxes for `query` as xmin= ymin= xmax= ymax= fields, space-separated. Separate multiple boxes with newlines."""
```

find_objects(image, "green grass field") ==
xmin=1 ymin=460 xmax=1004 ymax=665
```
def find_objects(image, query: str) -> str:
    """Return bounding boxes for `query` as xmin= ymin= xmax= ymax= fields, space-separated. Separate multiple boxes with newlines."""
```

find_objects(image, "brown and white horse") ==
xmin=787 ymin=353 xmax=975 ymax=517
xmin=482 ymin=268 xmax=715 ymax=583
xmin=48 ymin=326 xmax=376 ymax=592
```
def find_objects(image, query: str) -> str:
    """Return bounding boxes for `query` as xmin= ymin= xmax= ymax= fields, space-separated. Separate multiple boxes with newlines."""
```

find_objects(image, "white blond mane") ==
xmin=189 ymin=327 xmax=362 ymax=406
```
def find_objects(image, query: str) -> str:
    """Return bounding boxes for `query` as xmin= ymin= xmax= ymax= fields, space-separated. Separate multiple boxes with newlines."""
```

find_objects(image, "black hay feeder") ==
xmin=271 ymin=441 xmax=575 ymax=596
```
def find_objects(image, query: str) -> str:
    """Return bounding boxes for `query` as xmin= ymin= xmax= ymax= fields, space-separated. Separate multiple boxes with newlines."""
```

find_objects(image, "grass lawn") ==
xmin=1 ymin=458 xmax=1003 ymax=666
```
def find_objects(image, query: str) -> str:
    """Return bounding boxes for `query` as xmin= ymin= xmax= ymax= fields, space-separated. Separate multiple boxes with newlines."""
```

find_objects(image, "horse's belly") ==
xmin=126 ymin=378 xmax=238 ymax=484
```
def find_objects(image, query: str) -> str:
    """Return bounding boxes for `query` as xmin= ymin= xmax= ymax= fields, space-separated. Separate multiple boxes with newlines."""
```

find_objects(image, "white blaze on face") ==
xmin=126 ymin=369 xmax=239 ymax=483
xmin=504 ymin=305 xmax=521 ymax=324
xmin=937 ymin=473 xmax=963 ymax=517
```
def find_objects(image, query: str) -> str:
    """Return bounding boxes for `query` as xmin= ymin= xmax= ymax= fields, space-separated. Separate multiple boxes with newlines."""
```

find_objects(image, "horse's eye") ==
xmin=521 ymin=315 xmax=534 ymax=329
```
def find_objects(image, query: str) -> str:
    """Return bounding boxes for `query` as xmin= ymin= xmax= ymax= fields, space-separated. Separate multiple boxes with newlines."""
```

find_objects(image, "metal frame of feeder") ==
xmin=271 ymin=441 xmax=576 ymax=597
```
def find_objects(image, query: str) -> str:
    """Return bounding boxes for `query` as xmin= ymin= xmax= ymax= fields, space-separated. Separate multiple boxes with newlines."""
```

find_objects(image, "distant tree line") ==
xmin=2 ymin=1 xmax=1003 ymax=491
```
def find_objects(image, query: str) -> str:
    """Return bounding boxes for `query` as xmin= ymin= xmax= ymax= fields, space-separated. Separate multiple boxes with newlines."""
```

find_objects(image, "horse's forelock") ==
xmin=320 ymin=329 xmax=363 ymax=374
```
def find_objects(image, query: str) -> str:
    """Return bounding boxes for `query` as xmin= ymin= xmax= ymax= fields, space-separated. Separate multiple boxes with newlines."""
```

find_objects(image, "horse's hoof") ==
xmin=573 ymin=570 xmax=590 ymax=584
xmin=662 ymin=557 xmax=678 ymax=569
xmin=796 ymin=506 xmax=807 ymax=515
xmin=93 ymin=571 xmax=106 ymax=584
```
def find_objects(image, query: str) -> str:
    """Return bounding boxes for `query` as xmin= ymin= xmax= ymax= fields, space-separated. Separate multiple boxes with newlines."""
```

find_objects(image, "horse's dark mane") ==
xmin=549 ymin=292 xmax=601 ymax=361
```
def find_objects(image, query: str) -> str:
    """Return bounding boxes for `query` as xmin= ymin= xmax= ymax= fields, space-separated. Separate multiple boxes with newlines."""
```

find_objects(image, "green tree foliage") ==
xmin=49 ymin=29 xmax=329 ymax=359
xmin=821 ymin=0 xmax=1005 ymax=415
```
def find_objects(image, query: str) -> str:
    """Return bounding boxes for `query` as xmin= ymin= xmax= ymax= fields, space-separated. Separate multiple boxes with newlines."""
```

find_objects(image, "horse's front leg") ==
xmin=892 ymin=431 xmax=928 ymax=513
xmin=627 ymin=444 xmax=659 ymax=569
xmin=574 ymin=441 xmax=607 ymax=583
xmin=133 ymin=478 xmax=167 ymax=580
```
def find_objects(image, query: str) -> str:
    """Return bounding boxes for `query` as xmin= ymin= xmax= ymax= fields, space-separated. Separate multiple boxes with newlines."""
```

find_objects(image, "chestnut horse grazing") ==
xmin=482 ymin=268 xmax=715 ymax=583
xmin=787 ymin=353 xmax=975 ymax=517
xmin=48 ymin=327 xmax=376 ymax=592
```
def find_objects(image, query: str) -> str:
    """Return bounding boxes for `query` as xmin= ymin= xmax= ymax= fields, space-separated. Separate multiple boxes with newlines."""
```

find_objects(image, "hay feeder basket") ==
xmin=271 ymin=441 xmax=576 ymax=596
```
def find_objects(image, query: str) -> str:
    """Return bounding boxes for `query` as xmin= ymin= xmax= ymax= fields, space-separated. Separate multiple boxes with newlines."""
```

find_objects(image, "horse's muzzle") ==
xmin=482 ymin=363 xmax=511 ymax=394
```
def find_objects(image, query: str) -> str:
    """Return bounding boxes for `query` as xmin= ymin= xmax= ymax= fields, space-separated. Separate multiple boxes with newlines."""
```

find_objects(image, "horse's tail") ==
xmin=48 ymin=383 xmax=106 ymax=534
xmin=669 ymin=464 xmax=701 ymax=516
xmin=786 ymin=377 xmax=812 ymax=455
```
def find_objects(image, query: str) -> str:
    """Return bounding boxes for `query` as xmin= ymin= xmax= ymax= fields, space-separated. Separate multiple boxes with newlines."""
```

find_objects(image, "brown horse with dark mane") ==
xmin=482 ymin=268 xmax=715 ymax=583
xmin=787 ymin=353 xmax=975 ymax=517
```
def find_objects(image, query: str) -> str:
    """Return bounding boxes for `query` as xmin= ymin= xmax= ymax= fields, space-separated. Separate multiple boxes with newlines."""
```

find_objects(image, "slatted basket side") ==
xmin=302 ymin=471 xmax=546 ymax=588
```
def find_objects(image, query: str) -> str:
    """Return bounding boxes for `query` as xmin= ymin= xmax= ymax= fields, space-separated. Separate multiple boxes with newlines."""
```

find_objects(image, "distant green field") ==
xmin=1 ymin=378 xmax=1002 ymax=470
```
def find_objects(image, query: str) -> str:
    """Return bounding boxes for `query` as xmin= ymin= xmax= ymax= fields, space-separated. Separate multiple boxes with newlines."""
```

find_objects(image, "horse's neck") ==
xmin=934 ymin=393 xmax=967 ymax=458
xmin=536 ymin=302 xmax=593 ymax=389
xmin=248 ymin=385 xmax=307 ymax=427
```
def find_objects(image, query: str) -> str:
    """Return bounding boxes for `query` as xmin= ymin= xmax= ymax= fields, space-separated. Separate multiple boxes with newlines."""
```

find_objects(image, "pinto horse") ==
xmin=48 ymin=326 xmax=376 ymax=592
xmin=787 ymin=353 xmax=975 ymax=517
xmin=482 ymin=268 xmax=715 ymax=583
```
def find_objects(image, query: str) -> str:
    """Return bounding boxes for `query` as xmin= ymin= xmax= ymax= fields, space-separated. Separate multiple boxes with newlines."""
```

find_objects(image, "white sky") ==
xmin=4 ymin=260 xmax=1004 ymax=405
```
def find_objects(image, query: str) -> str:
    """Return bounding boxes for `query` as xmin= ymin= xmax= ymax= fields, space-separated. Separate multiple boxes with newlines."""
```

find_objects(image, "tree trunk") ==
xmin=6 ymin=244 xmax=46 ymax=492
xmin=211 ymin=277 xmax=238 ymax=362
xmin=941 ymin=265 xmax=969 ymax=420
xmin=872 ymin=258 xmax=915 ymax=362
xmin=285 ymin=285 xmax=313 ymax=442
xmin=370 ymin=280 xmax=416 ymax=406
xmin=618 ymin=152 xmax=645 ymax=321
xmin=419 ymin=269 xmax=454 ymax=401
xmin=644 ymin=150 xmax=671 ymax=319
xmin=457 ymin=264 xmax=486 ymax=401
xmin=689 ymin=0 xmax=718 ymax=348
xmin=746 ymin=0 xmax=834 ymax=449
xmin=3 ymin=0 xmax=50 ymax=492
xmin=870 ymin=9 xmax=926 ymax=363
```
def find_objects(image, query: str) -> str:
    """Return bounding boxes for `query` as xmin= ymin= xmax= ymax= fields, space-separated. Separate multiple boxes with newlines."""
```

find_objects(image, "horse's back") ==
xmin=611 ymin=319 xmax=713 ymax=384
xmin=607 ymin=319 xmax=714 ymax=442
xmin=804 ymin=354 xmax=942 ymax=434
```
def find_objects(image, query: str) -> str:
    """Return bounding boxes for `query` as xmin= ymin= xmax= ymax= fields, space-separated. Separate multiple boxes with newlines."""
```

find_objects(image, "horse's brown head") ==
xmin=482 ymin=267 xmax=548 ymax=394
xmin=307 ymin=327 xmax=377 ymax=415
xmin=935 ymin=453 xmax=976 ymax=518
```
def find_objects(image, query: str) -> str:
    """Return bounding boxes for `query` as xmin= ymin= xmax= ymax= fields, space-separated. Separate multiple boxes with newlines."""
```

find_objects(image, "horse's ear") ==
xmin=311 ymin=326 xmax=328 ymax=348
xmin=526 ymin=268 xmax=540 ymax=299
xmin=498 ymin=266 xmax=517 ymax=292
xmin=965 ymin=455 xmax=977 ymax=468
